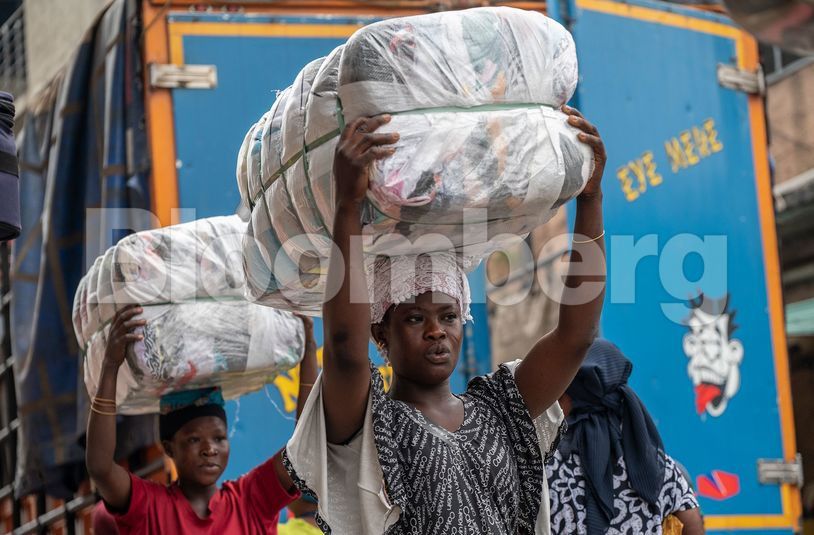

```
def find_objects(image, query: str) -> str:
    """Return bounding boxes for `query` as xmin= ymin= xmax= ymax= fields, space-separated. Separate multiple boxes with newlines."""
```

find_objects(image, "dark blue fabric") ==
xmin=0 ymin=91 xmax=20 ymax=241
xmin=10 ymin=0 xmax=152 ymax=497
xmin=558 ymin=339 xmax=666 ymax=535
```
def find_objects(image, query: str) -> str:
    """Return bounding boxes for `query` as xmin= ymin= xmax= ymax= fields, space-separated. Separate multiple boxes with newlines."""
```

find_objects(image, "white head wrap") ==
xmin=367 ymin=253 xmax=473 ymax=325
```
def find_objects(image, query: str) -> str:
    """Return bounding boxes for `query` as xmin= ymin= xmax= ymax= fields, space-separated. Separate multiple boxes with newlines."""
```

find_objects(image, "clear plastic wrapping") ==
xmin=72 ymin=215 xmax=305 ymax=414
xmin=237 ymin=7 xmax=591 ymax=310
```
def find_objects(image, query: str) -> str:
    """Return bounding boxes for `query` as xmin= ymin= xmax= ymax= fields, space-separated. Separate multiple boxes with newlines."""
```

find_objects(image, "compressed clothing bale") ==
xmin=73 ymin=215 xmax=306 ymax=414
xmin=72 ymin=275 xmax=89 ymax=348
xmin=236 ymin=120 xmax=256 ymax=217
xmin=111 ymin=215 xmax=246 ymax=307
xmin=246 ymin=197 xmax=320 ymax=299
xmin=286 ymin=90 xmax=334 ymax=252
xmin=337 ymin=7 xmax=592 ymax=250
xmin=242 ymin=217 xmax=322 ymax=315
xmin=338 ymin=7 xmax=577 ymax=120
xmin=304 ymin=46 xmax=344 ymax=228
xmin=274 ymin=58 xmax=330 ymax=272
xmin=82 ymin=301 xmax=305 ymax=414
xmin=236 ymin=7 xmax=592 ymax=311
xmin=248 ymin=114 xmax=269 ymax=204
xmin=259 ymin=87 xmax=291 ymax=200
xmin=83 ymin=255 xmax=106 ymax=345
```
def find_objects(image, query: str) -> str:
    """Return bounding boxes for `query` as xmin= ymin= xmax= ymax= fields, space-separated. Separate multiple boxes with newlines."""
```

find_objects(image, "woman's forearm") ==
xmin=85 ymin=363 xmax=119 ymax=479
xmin=556 ymin=191 xmax=606 ymax=349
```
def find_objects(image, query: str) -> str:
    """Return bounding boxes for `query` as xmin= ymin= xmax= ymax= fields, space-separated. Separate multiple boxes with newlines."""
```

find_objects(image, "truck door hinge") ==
xmin=757 ymin=454 xmax=804 ymax=486
xmin=149 ymin=64 xmax=217 ymax=89
xmin=717 ymin=63 xmax=766 ymax=95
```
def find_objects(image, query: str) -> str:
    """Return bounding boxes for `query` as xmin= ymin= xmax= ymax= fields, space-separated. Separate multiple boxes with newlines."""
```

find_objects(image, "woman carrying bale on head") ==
xmin=284 ymin=104 xmax=607 ymax=534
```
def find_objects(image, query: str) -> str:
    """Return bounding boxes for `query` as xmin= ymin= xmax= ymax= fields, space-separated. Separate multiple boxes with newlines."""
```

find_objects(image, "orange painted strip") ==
xmin=739 ymin=31 xmax=803 ymax=525
xmin=168 ymin=22 xmax=365 ymax=41
xmin=705 ymin=513 xmax=795 ymax=530
xmin=142 ymin=0 xmax=180 ymax=228
xmin=576 ymin=0 xmax=740 ymax=38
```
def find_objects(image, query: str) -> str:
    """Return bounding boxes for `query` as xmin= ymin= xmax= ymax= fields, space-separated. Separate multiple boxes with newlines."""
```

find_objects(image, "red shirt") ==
xmin=109 ymin=457 xmax=299 ymax=534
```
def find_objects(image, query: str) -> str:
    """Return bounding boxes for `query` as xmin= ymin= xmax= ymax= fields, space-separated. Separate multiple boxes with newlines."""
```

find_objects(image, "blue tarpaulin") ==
xmin=11 ymin=0 xmax=154 ymax=498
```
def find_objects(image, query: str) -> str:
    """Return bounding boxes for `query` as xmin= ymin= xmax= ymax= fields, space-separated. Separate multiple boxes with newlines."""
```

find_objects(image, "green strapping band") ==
xmin=250 ymin=127 xmax=341 ymax=209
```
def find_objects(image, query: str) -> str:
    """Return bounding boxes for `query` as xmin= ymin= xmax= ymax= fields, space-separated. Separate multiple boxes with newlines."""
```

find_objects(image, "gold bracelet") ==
xmin=90 ymin=405 xmax=117 ymax=416
xmin=93 ymin=396 xmax=117 ymax=404
xmin=572 ymin=230 xmax=605 ymax=244
xmin=299 ymin=382 xmax=315 ymax=387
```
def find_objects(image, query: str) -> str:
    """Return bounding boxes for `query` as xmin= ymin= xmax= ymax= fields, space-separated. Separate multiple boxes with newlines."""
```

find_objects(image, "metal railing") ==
xmin=0 ymin=5 xmax=26 ymax=97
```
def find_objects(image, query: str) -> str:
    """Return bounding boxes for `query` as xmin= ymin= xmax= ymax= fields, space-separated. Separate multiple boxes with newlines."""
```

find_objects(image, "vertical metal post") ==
xmin=0 ymin=241 xmax=20 ymax=529
xmin=35 ymin=494 xmax=45 ymax=534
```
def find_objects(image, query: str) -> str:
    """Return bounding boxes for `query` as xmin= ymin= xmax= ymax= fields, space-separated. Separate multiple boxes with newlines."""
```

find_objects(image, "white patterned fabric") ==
xmin=284 ymin=359 xmax=564 ymax=534
xmin=367 ymin=252 xmax=472 ymax=325
xmin=547 ymin=450 xmax=699 ymax=535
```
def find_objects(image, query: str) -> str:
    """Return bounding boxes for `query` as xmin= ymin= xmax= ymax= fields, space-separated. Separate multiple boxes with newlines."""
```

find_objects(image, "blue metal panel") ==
xmin=168 ymin=14 xmax=490 ymax=483
xmin=557 ymin=0 xmax=791 ymax=525
xmin=172 ymin=34 xmax=348 ymax=219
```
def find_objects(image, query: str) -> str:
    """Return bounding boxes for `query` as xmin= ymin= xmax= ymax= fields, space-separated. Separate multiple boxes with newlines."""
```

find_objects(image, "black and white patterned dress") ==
xmin=370 ymin=364 xmax=563 ymax=535
xmin=546 ymin=450 xmax=698 ymax=534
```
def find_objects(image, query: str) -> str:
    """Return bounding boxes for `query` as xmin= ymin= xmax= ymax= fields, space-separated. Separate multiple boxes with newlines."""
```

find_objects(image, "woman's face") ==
xmin=373 ymin=291 xmax=464 ymax=386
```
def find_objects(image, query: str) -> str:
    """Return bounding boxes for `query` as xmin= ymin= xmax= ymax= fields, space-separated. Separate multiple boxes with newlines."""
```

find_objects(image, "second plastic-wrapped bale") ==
xmin=82 ymin=301 xmax=304 ymax=414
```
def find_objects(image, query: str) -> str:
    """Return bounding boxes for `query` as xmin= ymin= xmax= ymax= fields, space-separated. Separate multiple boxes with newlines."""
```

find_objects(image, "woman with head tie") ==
xmin=285 ymin=107 xmax=607 ymax=535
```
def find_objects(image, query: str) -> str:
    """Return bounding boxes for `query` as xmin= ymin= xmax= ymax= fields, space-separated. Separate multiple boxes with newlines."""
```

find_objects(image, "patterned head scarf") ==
xmin=367 ymin=253 xmax=472 ymax=325
xmin=159 ymin=387 xmax=227 ymax=441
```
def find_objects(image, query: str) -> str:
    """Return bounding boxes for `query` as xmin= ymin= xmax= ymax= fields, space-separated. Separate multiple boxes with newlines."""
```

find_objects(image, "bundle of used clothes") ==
xmin=237 ymin=7 xmax=592 ymax=311
xmin=72 ymin=215 xmax=305 ymax=414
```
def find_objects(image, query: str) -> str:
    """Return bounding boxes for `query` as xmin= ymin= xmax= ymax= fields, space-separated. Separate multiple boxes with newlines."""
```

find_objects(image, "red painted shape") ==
xmin=696 ymin=470 xmax=741 ymax=500
xmin=694 ymin=384 xmax=722 ymax=414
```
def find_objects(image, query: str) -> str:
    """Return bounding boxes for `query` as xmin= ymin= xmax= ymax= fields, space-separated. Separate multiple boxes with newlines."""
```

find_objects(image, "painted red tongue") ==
xmin=695 ymin=384 xmax=722 ymax=414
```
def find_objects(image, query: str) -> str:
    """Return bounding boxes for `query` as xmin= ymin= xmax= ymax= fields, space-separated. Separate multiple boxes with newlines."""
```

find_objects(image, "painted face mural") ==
xmin=682 ymin=294 xmax=744 ymax=417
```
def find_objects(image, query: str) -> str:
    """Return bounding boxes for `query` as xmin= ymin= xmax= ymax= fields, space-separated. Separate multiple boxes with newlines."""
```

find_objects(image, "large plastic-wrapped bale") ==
xmin=272 ymin=58 xmax=331 ymax=276
xmin=243 ymin=217 xmax=324 ymax=314
xmin=304 ymin=46 xmax=344 ymax=233
xmin=255 ymin=85 xmax=321 ymax=280
xmin=83 ymin=255 xmax=106 ymax=344
xmin=338 ymin=7 xmax=593 ymax=253
xmin=246 ymin=194 xmax=320 ymax=306
xmin=236 ymin=113 xmax=269 ymax=217
xmin=236 ymin=121 xmax=255 ymax=215
xmin=260 ymin=87 xmax=291 ymax=196
xmin=74 ymin=215 xmax=307 ymax=414
xmin=81 ymin=301 xmax=305 ymax=414
xmin=111 ymin=215 xmax=246 ymax=307
xmin=73 ymin=274 xmax=89 ymax=348
xmin=284 ymin=57 xmax=335 ymax=260
xmin=96 ymin=247 xmax=117 ymax=326
xmin=339 ymin=7 xmax=576 ymax=119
